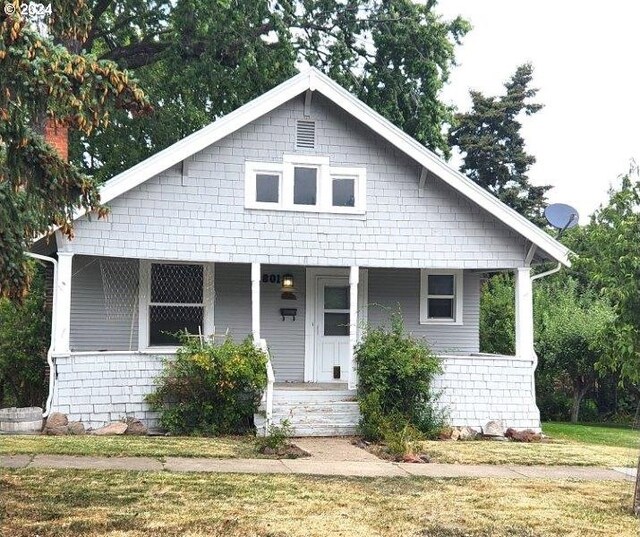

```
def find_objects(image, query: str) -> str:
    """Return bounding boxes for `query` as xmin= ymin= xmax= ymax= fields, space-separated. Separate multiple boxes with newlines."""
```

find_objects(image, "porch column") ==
xmin=54 ymin=252 xmax=73 ymax=355
xmin=251 ymin=262 xmax=261 ymax=342
xmin=348 ymin=265 xmax=359 ymax=390
xmin=515 ymin=267 xmax=534 ymax=359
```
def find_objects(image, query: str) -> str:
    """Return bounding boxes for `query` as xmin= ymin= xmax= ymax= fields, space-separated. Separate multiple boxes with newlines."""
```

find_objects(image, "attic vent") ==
xmin=296 ymin=120 xmax=316 ymax=149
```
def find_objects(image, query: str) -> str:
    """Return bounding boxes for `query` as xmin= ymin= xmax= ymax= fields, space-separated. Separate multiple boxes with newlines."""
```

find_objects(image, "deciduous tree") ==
xmin=74 ymin=0 xmax=469 ymax=181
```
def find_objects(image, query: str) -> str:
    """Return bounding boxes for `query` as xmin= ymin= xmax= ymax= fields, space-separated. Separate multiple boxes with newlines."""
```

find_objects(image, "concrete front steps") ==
xmin=254 ymin=386 xmax=360 ymax=437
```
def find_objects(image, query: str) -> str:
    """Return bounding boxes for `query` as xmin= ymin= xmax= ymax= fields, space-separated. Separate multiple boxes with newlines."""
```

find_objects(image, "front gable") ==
xmin=67 ymin=92 xmax=530 ymax=269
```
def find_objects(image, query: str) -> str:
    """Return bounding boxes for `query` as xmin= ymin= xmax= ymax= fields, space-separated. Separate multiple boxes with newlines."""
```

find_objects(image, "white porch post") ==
xmin=515 ymin=267 xmax=534 ymax=359
xmin=348 ymin=265 xmax=359 ymax=390
xmin=251 ymin=262 xmax=261 ymax=342
xmin=54 ymin=252 xmax=73 ymax=355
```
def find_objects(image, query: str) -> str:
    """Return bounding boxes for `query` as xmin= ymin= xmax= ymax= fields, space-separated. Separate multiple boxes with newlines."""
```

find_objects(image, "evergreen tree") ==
xmin=449 ymin=63 xmax=550 ymax=226
xmin=0 ymin=0 xmax=151 ymax=299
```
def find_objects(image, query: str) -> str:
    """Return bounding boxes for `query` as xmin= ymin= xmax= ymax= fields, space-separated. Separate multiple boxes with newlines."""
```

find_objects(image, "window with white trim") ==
xmin=245 ymin=155 xmax=365 ymax=213
xmin=419 ymin=269 xmax=463 ymax=324
xmin=139 ymin=262 xmax=214 ymax=348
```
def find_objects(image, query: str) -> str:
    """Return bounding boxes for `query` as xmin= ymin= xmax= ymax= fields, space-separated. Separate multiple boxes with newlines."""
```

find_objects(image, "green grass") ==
xmin=542 ymin=422 xmax=640 ymax=449
xmin=1 ymin=469 xmax=638 ymax=536
xmin=416 ymin=422 xmax=640 ymax=467
xmin=0 ymin=434 xmax=261 ymax=460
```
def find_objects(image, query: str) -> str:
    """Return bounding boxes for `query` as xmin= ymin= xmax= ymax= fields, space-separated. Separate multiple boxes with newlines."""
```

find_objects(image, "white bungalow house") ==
xmin=32 ymin=68 xmax=570 ymax=436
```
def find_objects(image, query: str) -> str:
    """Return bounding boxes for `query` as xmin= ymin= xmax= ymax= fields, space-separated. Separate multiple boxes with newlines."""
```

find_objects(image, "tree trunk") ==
xmin=634 ymin=455 xmax=640 ymax=516
xmin=570 ymin=384 xmax=589 ymax=423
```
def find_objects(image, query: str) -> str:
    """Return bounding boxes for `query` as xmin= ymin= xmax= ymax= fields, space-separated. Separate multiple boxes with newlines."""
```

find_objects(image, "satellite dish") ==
xmin=544 ymin=203 xmax=579 ymax=234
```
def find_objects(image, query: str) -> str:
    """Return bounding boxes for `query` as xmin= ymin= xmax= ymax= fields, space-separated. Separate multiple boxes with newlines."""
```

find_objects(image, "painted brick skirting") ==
xmin=50 ymin=352 xmax=540 ymax=432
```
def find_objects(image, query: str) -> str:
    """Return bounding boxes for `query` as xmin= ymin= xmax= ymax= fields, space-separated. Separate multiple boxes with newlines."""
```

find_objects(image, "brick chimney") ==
xmin=44 ymin=119 xmax=69 ymax=161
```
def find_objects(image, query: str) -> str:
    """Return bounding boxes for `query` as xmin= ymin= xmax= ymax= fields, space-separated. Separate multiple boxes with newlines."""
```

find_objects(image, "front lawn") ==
xmin=418 ymin=422 xmax=640 ymax=467
xmin=0 ymin=434 xmax=259 ymax=459
xmin=542 ymin=422 xmax=640 ymax=449
xmin=1 ymin=469 xmax=638 ymax=536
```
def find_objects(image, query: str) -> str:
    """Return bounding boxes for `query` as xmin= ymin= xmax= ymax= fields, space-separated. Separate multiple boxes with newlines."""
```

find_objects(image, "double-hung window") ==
xmin=420 ymin=269 xmax=463 ymax=324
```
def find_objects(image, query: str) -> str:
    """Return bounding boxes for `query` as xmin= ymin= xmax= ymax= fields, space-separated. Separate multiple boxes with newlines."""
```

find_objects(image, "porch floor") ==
xmin=274 ymin=382 xmax=350 ymax=391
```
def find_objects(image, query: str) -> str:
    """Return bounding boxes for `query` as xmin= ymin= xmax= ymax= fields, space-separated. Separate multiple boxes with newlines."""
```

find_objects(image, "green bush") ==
xmin=354 ymin=313 xmax=445 ymax=441
xmin=146 ymin=335 xmax=268 ymax=435
xmin=0 ymin=263 xmax=49 ymax=408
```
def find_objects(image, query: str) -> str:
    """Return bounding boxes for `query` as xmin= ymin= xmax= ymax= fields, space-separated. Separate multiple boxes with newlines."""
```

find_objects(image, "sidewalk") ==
xmin=1 ymin=453 xmax=636 ymax=481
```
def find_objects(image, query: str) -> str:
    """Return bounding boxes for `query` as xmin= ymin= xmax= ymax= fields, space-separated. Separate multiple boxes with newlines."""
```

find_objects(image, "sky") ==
xmin=437 ymin=1 xmax=640 ymax=223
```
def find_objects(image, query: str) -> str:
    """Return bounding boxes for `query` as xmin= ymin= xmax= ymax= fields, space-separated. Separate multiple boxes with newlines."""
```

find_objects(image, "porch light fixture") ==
xmin=280 ymin=273 xmax=297 ymax=300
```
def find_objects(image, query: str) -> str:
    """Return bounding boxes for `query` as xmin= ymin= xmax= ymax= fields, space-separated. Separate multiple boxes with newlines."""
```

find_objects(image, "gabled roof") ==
xmin=76 ymin=68 xmax=571 ymax=266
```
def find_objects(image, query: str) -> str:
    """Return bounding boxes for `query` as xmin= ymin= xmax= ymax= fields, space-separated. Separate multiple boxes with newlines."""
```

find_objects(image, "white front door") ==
xmin=315 ymin=277 xmax=351 ymax=382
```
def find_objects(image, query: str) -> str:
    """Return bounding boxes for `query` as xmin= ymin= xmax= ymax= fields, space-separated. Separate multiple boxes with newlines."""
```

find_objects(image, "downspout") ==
xmin=24 ymin=252 xmax=58 ymax=418
xmin=523 ymin=244 xmax=565 ymax=430
xmin=531 ymin=262 xmax=562 ymax=282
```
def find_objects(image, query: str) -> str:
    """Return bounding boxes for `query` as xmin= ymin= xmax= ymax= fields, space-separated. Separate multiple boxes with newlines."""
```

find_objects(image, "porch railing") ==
xmin=258 ymin=338 xmax=274 ymax=433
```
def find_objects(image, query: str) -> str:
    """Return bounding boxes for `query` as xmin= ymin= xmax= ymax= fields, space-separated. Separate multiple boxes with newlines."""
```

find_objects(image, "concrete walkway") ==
xmin=1 ymin=453 xmax=636 ymax=481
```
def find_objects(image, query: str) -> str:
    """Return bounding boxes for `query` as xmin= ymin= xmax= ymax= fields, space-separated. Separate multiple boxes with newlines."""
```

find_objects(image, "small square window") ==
xmin=332 ymin=178 xmax=355 ymax=207
xmin=256 ymin=173 xmax=279 ymax=203
xmin=420 ymin=270 xmax=463 ymax=324
xmin=293 ymin=167 xmax=317 ymax=205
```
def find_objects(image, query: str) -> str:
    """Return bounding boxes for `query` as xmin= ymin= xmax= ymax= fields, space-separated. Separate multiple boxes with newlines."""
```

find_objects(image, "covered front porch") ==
xmin=47 ymin=255 xmax=540 ymax=434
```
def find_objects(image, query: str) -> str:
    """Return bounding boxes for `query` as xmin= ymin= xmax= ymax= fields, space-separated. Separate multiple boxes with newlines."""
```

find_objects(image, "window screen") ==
xmin=149 ymin=264 xmax=204 ymax=346
xmin=426 ymin=274 xmax=456 ymax=320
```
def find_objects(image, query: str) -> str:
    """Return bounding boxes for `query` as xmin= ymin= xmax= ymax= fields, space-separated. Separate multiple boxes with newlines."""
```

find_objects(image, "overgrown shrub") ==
xmin=146 ymin=335 xmax=268 ymax=435
xmin=355 ymin=313 xmax=445 ymax=442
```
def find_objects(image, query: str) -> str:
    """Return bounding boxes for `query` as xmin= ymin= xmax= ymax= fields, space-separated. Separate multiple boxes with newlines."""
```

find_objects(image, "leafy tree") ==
xmin=0 ymin=262 xmax=50 ymax=407
xmin=479 ymin=271 xmax=615 ymax=422
xmin=449 ymin=63 xmax=550 ymax=225
xmin=73 ymin=0 xmax=470 ymax=181
xmin=479 ymin=273 xmax=515 ymax=355
xmin=0 ymin=0 xmax=151 ymax=299
xmin=573 ymin=165 xmax=640 ymax=385
xmin=534 ymin=277 xmax=614 ymax=423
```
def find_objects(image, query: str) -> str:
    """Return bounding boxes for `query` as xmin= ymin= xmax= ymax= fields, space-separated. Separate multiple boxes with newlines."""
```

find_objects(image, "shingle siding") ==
xmin=367 ymin=268 xmax=480 ymax=354
xmin=67 ymin=93 xmax=527 ymax=269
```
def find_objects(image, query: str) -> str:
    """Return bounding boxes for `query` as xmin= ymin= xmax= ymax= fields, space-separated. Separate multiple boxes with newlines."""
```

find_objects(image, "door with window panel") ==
xmin=315 ymin=277 xmax=351 ymax=382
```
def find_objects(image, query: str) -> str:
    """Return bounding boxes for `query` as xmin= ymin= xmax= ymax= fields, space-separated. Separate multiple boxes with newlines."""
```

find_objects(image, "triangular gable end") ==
xmin=77 ymin=68 xmax=570 ymax=266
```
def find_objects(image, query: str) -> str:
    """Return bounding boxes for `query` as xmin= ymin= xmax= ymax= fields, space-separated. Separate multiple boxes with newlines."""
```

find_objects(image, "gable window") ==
xmin=332 ymin=177 xmax=355 ymax=207
xmin=245 ymin=156 xmax=365 ymax=214
xmin=419 ymin=269 xmax=463 ymax=325
xmin=256 ymin=173 xmax=280 ymax=203
xmin=140 ymin=261 xmax=214 ymax=349
xmin=293 ymin=166 xmax=318 ymax=205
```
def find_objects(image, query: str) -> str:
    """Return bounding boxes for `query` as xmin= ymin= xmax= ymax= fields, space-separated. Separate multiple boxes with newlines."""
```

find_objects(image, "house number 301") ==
xmin=262 ymin=274 xmax=281 ymax=284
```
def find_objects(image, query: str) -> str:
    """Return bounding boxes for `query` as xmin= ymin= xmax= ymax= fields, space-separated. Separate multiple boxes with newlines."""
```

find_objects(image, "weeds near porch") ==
xmin=255 ymin=419 xmax=294 ymax=452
